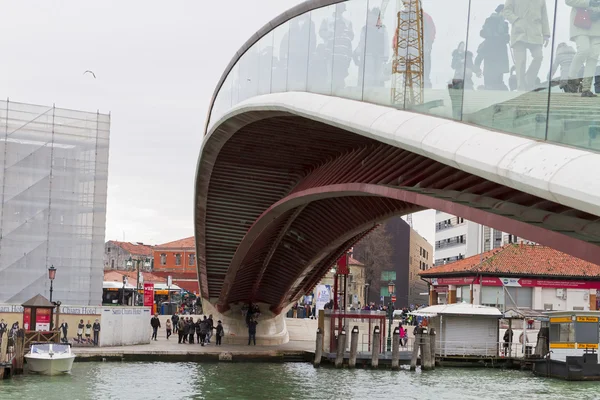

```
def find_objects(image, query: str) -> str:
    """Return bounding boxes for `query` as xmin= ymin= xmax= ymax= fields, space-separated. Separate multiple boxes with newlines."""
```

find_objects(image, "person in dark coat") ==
xmin=150 ymin=314 xmax=161 ymax=341
xmin=92 ymin=319 xmax=101 ymax=346
xmin=474 ymin=4 xmax=510 ymax=90
xmin=171 ymin=313 xmax=179 ymax=334
xmin=0 ymin=319 xmax=7 ymax=345
xmin=59 ymin=320 xmax=68 ymax=343
xmin=247 ymin=318 xmax=258 ymax=346
xmin=199 ymin=318 xmax=209 ymax=346
xmin=182 ymin=318 xmax=190 ymax=343
xmin=215 ymin=320 xmax=224 ymax=346
xmin=195 ymin=318 xmax=202 ymax=344
xmin=188 ymin=317 xmax=195 ymax=344
xmin=206 ymin=315 xmax=214 ymax=344
xmin=177 ymin=317 xmax=185 ymax=343
xmin=451 ymin=41 xmax=476 ymax=90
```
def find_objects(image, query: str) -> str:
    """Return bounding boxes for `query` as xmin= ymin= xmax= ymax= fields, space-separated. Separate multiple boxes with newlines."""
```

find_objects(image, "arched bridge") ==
xmin=194 ymin=0 xmax=600 ymax=337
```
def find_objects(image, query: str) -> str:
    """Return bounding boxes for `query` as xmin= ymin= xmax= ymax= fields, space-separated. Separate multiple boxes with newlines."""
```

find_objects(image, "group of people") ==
xmin=150 ymin=313 xmax=225 ymax=346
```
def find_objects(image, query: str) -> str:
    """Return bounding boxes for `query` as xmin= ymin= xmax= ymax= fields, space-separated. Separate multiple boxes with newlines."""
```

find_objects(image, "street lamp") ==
xmin=122 ymin=275 xmax=128 ymax=306
xmin=386 ymin=280 xmax=396 ymax=352
xmin=48 ymin=265 xmax=57 ymax=303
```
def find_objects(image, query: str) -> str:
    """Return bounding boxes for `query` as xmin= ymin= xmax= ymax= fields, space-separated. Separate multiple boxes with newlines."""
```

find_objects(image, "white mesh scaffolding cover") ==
xmin=0 ymin=100 xmax=110 ymax=305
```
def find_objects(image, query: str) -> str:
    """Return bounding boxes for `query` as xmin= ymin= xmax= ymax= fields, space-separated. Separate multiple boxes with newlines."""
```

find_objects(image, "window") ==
xmin=107 ymin=247 xmax=111 ymax=253
xmin=111 ymin=259 xmax=114 ymax=269
xmin=175 ymin=253 xmax=181 ymax=266
xmin=189 ymin=254 xmax=195 ymax=266
xmin=160 ymin=254 xmax=166 ymax=266
xmin=544 ymin=303 xmax=553 ymax=311
xmin=550 ymin=322 xmax=574 ymax=343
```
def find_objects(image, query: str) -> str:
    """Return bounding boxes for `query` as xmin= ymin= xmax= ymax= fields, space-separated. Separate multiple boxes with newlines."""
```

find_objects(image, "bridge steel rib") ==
xmin=195 ymin=94 xmax=600 ymax=314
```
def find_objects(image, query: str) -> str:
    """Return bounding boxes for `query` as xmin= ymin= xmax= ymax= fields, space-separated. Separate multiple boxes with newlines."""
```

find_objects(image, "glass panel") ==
xmin=363 ymin=0 xmax=396 ymax=107
xmin=463 ymin=0 xmax=556 ymax=139
xmin=238 ymin=45 xmax=260 ymax=103
xmin=331 ymin=1 xmax=368 ymax=100
xmin=287 ymin=12 xmax=314 ymax=91
xmin=404 ymin=0 xmax=470 ymax=120
xmin=257 ymin=31 xmax=274 ymax=95
xmin=307 ymin=5 xmax=336 ymax=95
xmin=547 ymin=0 xmax=600 ymax=151
xmin=209 ymin=71 xmax=233 ymax=128
xmin=271 ymin=22 xmax=290 ymax=93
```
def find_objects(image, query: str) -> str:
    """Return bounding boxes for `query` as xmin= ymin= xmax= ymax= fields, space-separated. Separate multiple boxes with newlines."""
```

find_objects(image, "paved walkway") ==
xmin=73 ymin=318 xmax=318 ymax=359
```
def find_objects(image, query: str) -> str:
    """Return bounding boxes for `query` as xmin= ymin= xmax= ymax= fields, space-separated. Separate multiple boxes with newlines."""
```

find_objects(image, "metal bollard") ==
xmin=335 ymin=327 xmax=347 ymax=368
xmin=349 ymin=326 xmax=359 ymax=368
xmin=391 ymin=327 xmax=400 ymax=371
xmin=371 ymin=326 xmax=380 ymax=368
xmin=313 ymin=328 xmax=323 ymax=368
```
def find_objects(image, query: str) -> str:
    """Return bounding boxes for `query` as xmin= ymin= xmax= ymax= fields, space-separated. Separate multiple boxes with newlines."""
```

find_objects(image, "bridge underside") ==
xmin=195 ymin=111 xmax=600 ymax=315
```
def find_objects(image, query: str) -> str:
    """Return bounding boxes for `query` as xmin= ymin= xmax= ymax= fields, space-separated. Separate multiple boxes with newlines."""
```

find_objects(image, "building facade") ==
xmin=104 ymin=241 xmax=154 ymax=271
xmin=152 ymin=237 xmax=199 ymax=294
xmin=0 ymin=100 xmax=110 ymax=305
xmin=434 ymin=211 xmax=533 ymax=266
xmin=314 ymin=256 xmax=366 ymax=309
xmin=421 ymin=244 xmax=600 ymax=312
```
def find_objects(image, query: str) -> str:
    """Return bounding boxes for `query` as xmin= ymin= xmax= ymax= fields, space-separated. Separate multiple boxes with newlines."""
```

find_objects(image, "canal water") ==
xmin=2 ymin=362 xmax=600 ymax=400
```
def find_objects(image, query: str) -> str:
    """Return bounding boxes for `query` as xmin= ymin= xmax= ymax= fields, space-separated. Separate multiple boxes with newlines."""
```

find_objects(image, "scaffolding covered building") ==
xmin=0 ymin=99 xmax=110 ymax=305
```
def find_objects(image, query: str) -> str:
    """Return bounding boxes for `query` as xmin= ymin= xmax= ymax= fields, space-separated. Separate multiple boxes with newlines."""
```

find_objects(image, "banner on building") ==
xmin=336 ymin=254 xmax=349 ymax=275
xmin=36 ymin=308 xmax=51 ymax=331
xmin=23 ymin=308 xmax=31 ymax=330
xmin=143 ymin=283 xmax=155 ymax=307
xmin=432 ymin=276 xmax=600 ymax=289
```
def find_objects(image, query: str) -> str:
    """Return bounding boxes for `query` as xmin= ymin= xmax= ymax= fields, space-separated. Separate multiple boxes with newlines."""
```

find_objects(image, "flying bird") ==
xmin=83 ymin=70 xmax=96 ymax=79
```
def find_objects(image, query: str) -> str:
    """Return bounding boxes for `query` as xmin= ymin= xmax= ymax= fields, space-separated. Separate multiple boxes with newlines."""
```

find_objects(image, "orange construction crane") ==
xmin=381 ymin=0 xmax=424 ymax=107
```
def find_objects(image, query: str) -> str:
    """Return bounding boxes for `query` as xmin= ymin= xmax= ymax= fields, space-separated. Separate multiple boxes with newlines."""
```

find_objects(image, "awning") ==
xmin=410 ymin=303 xmax=502 ymax=318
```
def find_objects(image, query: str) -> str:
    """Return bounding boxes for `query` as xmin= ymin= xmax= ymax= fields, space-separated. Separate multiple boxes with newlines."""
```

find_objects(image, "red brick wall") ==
xmin=153 ymin=249 xmax=196 ymax=272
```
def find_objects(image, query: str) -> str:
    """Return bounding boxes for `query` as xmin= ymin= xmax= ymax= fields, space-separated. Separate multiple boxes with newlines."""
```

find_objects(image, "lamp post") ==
xmin=122 ymin=275 xmax=128 ymax=306
xmin=48 ymin=265 xmax=57 ymax=303
xmin=386 ymin=280 xmax=396 ymax=352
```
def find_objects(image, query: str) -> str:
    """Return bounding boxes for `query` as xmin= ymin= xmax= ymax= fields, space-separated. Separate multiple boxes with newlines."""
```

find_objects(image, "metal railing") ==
xmin=436 ymin=340 xmax=536 ymax=359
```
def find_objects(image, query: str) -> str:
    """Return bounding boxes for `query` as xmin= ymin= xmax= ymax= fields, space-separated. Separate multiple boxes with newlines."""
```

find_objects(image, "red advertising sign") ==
xmin=432 ymin=276 xmax=600 ymax=289
xmin=336 ymin=254 xmax=349 ymax=275
xmin=23 ymin=307 xmax=31 ymax=331
xmin=36 ymin=308 xmax=51 ymax=331
xmin=143 ymin=283 xmax=155 ymax=307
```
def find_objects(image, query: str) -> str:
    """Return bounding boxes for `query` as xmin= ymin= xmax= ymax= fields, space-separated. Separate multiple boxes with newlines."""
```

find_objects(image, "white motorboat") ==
xmin=25 ymin=343 xmax=76 ymax=375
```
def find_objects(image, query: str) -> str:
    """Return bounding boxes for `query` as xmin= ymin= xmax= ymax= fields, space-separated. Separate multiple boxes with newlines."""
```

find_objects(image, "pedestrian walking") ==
xmin=188 ymin=317 xmax=195 ymax=344
xmin=215 ymin=320 xmax=224 ymax=346
xmin=206 ymin=315 xmax=214 ymax=344
xmin=195 ymin=318 xmax=202 ymax=344
xmin=171 ymin=313 xmax=179 ymax=334
xmin=92 ymin=319 xmax=101 ymax=346
xmin=247 ymin=317 xmax=258 ymax=346
xmin=177 ymin=317 xmax=185 ymax=343
xmin=166 ymin=319 xmax=172 ymax=340
xmin=150 ymin=313 xmax=161 ymax=341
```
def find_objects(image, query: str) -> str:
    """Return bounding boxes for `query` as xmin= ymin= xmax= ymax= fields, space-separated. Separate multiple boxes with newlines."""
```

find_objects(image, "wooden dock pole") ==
xmin=14 ymin=329 xmax=24 ymax=374
xmin=410 ymin=332 xmax=420 ymax=371
xmin=429 ymin=328 xmax=437 ymax=368
xmin=391 ymin=327 xmax=400 ymax=371
xmin=313 ymin=328 xmax=323 ymax=368
xmin=371 ymin=326 xmax=380 ymax=368
xmin=349 ymin=326 xmax=359 ymax=368
xmin=421 ymin=328 xmax=433 ymax=371
xmin=335 ymin=327 xmax=346 ymax=368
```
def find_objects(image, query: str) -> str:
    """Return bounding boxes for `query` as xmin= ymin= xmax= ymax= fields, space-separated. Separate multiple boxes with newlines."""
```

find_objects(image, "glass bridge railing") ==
xmin=208 ymin=0 xmax=600 ymax=153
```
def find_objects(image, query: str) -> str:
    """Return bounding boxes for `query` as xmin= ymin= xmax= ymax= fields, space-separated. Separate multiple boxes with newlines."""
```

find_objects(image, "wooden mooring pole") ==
xmin=335 ymin=327 xmax=346 ymax=368
xmin=371 ymin=326 xmax=380 ymax=368
xmin=349 ymin=326 xmax=359 ymax=368
xmin=313 ymin=328 xmax=323 ymax=368
xmin=14 ymin=329 xmax=24 ymax=374
xmin=410 ymin=332 xmax=420 ymax=371
xmin=429 ymin=328 xmax=437 ymax=368
xmin=391 ymin=327 xmax=400 ymax=371
xmin=421 ymin=327 xmax=433 ymax=371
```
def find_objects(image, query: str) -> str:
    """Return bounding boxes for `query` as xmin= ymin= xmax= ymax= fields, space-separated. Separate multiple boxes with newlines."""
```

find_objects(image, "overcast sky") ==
xmin=0 ymin=0 xmax=439 ymax=248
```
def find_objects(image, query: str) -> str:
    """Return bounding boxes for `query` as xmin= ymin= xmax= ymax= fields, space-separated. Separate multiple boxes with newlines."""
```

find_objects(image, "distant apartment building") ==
xmin=104 ymin=241 xmax=154 ymax=271
xmin=383 ymin=217 xmax=433 ymax=308
xmin=152 ymin=236 xmax=199 ymax=294
xmin=434 ymin=211 xmax=533 ymax=266
xmin=0 ymin=100 xmax=110 ymax=305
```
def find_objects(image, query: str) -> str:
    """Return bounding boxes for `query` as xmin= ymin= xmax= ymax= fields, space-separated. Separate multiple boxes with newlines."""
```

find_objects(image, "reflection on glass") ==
xmin=307 ymin=5 xmax=336 ymax=94
xmin=257 ymin=32 xmax=274 ymax=95
xmin=272 ymin=22 xmax=290 ymax=93
xmin=331 ymin=3 xmax=357 ymax=97
xmin=230 ymin=64 xmax=240 ymax=107
xmin=361 ymin=1 xmax=393 ymax=106
xmin=548 ymin=0 xmax=600 ymax=150
xmin=406 ymin=0 xmax=470 ymax=120
xmin=286 ymin=13 xmax=315 ymax=91
xmin=463 ymin=0 xmax=555 ymax=140
xmin=210 ymin=72 xmax=234 ymax=128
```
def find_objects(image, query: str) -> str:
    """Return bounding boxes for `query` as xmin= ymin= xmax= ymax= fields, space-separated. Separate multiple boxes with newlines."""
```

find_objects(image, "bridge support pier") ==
xmin=202 ymin=300 xmax=289 ymax=346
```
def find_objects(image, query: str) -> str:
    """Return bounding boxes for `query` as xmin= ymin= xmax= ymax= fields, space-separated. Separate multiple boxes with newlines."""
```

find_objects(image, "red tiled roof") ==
xmin=155 ymin=236 xmax=195 ymax=250
xmin=103 ymin=270 xmax=166 ymax=285
xmin=420 ymin=244 xmax=600 ymax=279
xmin=152 ymin=271 xmax=198 ymax=280
xmin=349 ymin=256 xmax=364 ymax=266
xmin=109 ymin=241 xmax=153 ymax=256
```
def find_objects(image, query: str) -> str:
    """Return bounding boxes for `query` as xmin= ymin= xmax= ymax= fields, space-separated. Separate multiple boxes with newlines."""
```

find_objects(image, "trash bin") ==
xmin=286 ymin=310 xmax=293 ymax=318
xmin=298 ymin=307 xmax=306 ymax=319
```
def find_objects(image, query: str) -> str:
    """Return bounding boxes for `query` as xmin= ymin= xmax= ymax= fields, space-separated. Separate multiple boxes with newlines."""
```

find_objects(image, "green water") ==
xmin=2 ymin=362 xmax=600 ymax=400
